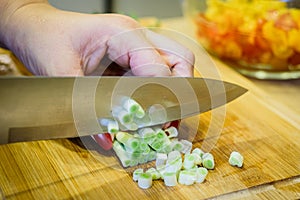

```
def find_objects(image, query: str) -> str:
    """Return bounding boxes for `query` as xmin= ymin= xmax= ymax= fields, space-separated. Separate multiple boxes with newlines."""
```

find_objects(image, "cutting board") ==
xmin=0 ymin=85 xmax=299 ymax=199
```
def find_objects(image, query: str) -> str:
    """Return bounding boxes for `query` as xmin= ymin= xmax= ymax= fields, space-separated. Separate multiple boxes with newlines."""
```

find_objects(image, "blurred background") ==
xmin=48 ymin=0 xmax=183 ymax=18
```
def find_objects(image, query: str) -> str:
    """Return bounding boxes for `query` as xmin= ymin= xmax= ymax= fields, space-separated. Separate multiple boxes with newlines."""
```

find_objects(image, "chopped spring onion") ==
xmin=183 ymin=154 xmax=196 ymax=170
xmin=113 ymin=141 xmax=131 ymax=168
xmin=122 ymin=97 xmax=143 ymax=115
xmin=178 ymin=170 xmax=197 ymax=185
xmin=202 ymin=153 xmax=215 ymax=170
xmin=192 ymin=153 xmax=202 ymax=165
xmin=116 ymin=132 xmax=140 ymax=151
xmin=165 ymin=157 xmax=182 ymax=174
xmin=118 ymin=110 xmax=133 ymax=125
xmin=180 ymin=140 xmax=193 ymax=154
xmin=137 ymin=127 xmax=156 ymax=144
xmin=192 ymin=148 xmax=205 ymax=158
xmin=196 ymin=167 xmax=208 ymax=183
xmin=138 ymin=173 xmax=152 ymax=189
xmin=165 ymin=126 xmax=178 ymax=138
xmin=155 ymin=153 xmax=168 ymax=168
xmin=107 ymin=120 xmax=119 ymax=134
xmin=170 ymin=139 xmax=184 ymax=152
xmin=134 ymin=115 xmax=151 ymax=127
xmin=133 ymin=168 xmax=144 ymax=182
xmin=146 ymin=167 xmax=161 ymax=180
xmin=163 ymin=172 xmax=178 ymax=186
xmin=229 ymin=151 xmax=244 ymax=168
xmin=167 ymin=150 xmax=182 ymax=164
xmin=147 ymin=104 xmax=167 ymax=125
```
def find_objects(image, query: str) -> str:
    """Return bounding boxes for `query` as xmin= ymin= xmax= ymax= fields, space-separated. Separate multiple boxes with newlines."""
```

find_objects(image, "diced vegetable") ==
xmin=146 ymin=167 xmax=161 ymax=180
xmin=180 ymin=140 xmax=193 ymax=154
xmin=163 ymin=172 xmax=177 ymax=187
xmin=183 ymin=154 xmax=196 ymax=170
xmin=147 ymin=104 xmax=167 ymax=125
xmin=107 ymin=120 xmax=119 ymax=134
xmin=192 ymin=153 xmax=202 ymax=165
xmin=202 ymin=153 xmax=215 ymax=170
xmin=192 ymin=148 xmax=205 ymax=158
xmin=133 ymin=168 xmax=143 ymax=182
xmin=138 ymin=173 xmax=152 ymax=189
xmin=196 ymin=167 xmax=208 ymax=183
xmin=164 ymin=126 xmax=178 ymax=138
xmin=229 ymin=151 xmax=244 ymax=168
xmin=112 ymin=141 xmax=131 ymax=168
xmin=178 ymin=170 xmax=197 ymax=185
xmin=155 ymin=153 xmax=167 ymax=168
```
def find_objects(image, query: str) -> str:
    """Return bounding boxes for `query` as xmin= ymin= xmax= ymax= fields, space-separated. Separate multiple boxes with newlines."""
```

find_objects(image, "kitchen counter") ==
xmin=0 ymin=17 xmax=299 ymax=200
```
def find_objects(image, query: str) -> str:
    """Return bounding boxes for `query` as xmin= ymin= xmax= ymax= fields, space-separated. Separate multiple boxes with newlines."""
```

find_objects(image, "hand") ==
xmin=0 ymin=2 xmax=194 ymax=77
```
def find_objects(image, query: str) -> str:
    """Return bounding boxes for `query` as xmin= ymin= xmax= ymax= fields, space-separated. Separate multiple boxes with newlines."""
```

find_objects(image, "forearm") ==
xmin=0 ymin=0 xmax=49 ymax=48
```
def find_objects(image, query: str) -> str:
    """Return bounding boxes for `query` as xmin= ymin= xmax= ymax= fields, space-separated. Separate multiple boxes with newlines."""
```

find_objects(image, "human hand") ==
xmin=0 ymin=2 xmax=194 ymax=77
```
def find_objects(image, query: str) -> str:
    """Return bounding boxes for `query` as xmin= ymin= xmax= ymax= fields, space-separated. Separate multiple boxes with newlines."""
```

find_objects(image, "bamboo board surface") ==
xmin=0 ymin=18 xmax=300 ymax=199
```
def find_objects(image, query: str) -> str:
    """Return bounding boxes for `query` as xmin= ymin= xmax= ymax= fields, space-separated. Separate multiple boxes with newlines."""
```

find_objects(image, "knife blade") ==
xmin=0 ymin=76 xmax=247 ymax=144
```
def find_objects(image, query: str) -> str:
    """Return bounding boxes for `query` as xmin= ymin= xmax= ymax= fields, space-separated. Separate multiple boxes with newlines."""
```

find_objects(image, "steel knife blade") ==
xmin=0 ymin=76 xmax=247 ymax=144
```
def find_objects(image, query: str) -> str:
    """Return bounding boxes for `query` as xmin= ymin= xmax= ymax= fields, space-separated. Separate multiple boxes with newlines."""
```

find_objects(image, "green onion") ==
xmin=113 ymin=141 xmax=131 ymax=168
xmin=146 ymin=168 xmax=161 ymax=180
xmin=192 ymin=153 xmax=202 ymax=165
xmin=183 ymin=154 xmax=196 ymax=170
xmin=202 ymin=153 xmax=215 ymax=170
xmin=122 ymin=97 xmax=145 ymax=118
xmin=192 ymin=148 xmax=205 ymax=158
xmin=138 ymin=173 xmax=152 ymax=189
xmin=165 ymin=126 xmax=178 ymax=138
xmin=116 ymin=132 xmax=140 ymax=152
xmin=170 ymin=140 xmax=184 ymax=152
xmin=196 ymin=167 xmax=208 ymax=183
xmin=178 ymin=170 xmax=197 ymax=185
xmin=229 ymin=151 xmax=244 ymax=168
xmin=107 ymin=120 xmax=119 ymax=134
xmin=148 ymin=104 xmax=167 ymax=125
xmin=163 ymin=172 xmax=177 ymax=186
xmin=133 ymin=168 xmax=143 ymax=182
xmin=155 ymin=153 xmax=167 ymax=167
xmin=117 ymin=110 xmax=133 ymax=125
xmin=180 ymin=140 xmax=193 ymax=154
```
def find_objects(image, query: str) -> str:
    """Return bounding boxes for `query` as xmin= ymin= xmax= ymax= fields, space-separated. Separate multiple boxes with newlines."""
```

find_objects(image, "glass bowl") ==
xmin=183 ymin=0 xmax=300 ymax=80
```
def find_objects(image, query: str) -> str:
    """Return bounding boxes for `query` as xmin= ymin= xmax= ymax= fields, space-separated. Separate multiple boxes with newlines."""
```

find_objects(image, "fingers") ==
xmin=145 ymin=30 xmax=195 ymax=77
xmin=107 ymin=29 xmax=172 ymax=76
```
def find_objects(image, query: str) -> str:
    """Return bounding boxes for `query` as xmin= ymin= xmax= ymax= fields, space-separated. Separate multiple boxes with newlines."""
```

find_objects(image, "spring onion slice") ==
xmin=165 ymin=126 xmax=178 ymax=138
xmin=163 ymin=172 xmax=177 ymax=187
xmin=192 ymin=153 xmax=202 ymax=165
xmin=192 ymin=148 xmax=205 ymax=158
xmin=113 ymin=141 xmax=131 ymax=167
xmin=148 ymin=104 xmax=167 ymax=125
xmin=138 ymin=173 xmax=152 ymax=189
xmin=202 ymin=153 xmax=215 ymax=170
xmin=180 ymin=140 xmax=193 ymax=154
xmin=178 ymin=170 xmax=197 ymax=185
xmin=146 ymin=167 xmax=161 ymax=180
xmin=107 ymin=120 xmax=119 ymax=134
xmin=156 ymin=153 xmax=168 ymax=168
xmin=196 ymin=167 xmax=208 ymax=183
xmin=229 ymin=151 xmax=244 ymax=168
xmin=183 ymin=154 xmax=196 ymax=169
xmin=133 ymin=168 xmax=144 ymax=182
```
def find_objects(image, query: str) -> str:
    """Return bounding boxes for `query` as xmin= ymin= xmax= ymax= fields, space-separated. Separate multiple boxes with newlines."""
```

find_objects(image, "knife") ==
xmin=0 ymin=76 xmax=247 ymax=144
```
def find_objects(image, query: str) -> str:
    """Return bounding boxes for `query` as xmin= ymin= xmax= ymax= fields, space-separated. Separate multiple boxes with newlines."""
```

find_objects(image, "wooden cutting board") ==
xmin=0 ymin=81 xmax=299 ymax=199
xmin=0 ymin=18 xmax=300 ymax=199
